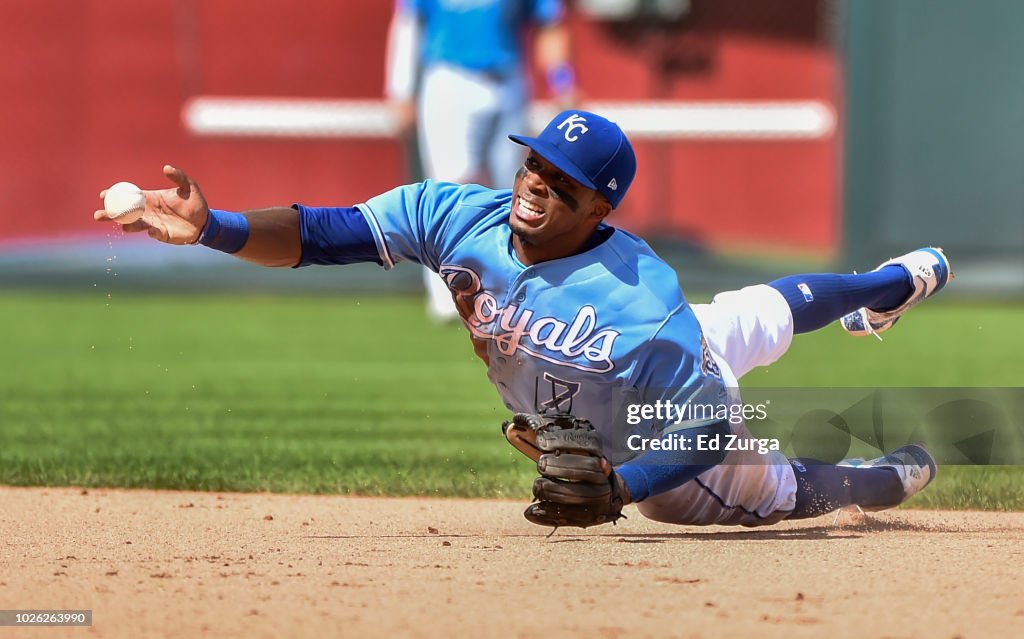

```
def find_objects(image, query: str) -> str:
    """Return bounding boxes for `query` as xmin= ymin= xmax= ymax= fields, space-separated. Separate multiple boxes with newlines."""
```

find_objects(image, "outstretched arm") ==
xmin=93 ymin=165 xmax=301 ymax=268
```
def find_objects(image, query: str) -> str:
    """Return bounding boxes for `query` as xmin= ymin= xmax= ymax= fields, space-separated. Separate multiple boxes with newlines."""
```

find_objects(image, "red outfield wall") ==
xmin=0 ymin=0 xmax=838 ymax=252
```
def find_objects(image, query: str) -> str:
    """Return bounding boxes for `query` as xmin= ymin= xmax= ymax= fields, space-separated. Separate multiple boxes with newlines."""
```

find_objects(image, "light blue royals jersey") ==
xmin=357 ymin=181 xmax=729 ymax=464
xmin=400 ymin=0 xmax=564 ymax=74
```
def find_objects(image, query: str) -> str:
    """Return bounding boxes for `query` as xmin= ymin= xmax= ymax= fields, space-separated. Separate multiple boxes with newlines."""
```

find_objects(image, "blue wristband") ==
xmin=198 ymin=209 xmax=250 ymax=254
xmin=546 ymin=63 xmax=575 ymax=96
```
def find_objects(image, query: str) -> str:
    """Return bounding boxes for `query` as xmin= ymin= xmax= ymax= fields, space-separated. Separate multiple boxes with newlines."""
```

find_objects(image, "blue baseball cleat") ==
xmin=841 ymin=247 xmax=952 ymax=338
xmin=839 ymin=444 xmax=938 ymax=510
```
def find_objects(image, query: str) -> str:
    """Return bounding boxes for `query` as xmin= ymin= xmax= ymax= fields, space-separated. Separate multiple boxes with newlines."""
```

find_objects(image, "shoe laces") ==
xmin=850 ymin=271 xmax=885 ymax=342
xmin=856 ymin=308 xmax=885 ymax=342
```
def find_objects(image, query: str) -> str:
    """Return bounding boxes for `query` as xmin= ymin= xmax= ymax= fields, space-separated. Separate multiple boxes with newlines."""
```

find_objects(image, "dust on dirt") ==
xmin=1 ymin=487 xmax=1021 ymax=638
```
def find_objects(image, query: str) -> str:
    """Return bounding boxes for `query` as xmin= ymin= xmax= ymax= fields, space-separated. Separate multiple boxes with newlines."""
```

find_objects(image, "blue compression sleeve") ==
xmin=294 ymin=205 xmax=383 ymax=267
xmin=616 ymin=420 xmax=730 ymax=502
xmin=768 ymin=267 xmax=913 ymax=334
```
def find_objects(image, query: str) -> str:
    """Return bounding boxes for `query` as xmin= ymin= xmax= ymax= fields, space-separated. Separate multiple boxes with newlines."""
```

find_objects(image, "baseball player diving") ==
xmin=94 ymin=110 xmax=951 ymax=530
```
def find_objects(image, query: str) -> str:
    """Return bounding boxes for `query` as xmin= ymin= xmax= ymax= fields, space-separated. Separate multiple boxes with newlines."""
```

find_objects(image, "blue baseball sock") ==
xmin=788 ymin=459 xmax=905 ymax=519
xmin=768 ymin=267 xmax=913 ymax=334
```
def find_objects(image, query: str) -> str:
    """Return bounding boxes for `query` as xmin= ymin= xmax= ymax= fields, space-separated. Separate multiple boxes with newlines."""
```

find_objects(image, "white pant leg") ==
xmin=418 ymin=64 xmax=504 ymax=182
xmin=691 ymin=284 xmax=795 ymax=379
xmin=636 ymin=455 xmax=797 ymax=527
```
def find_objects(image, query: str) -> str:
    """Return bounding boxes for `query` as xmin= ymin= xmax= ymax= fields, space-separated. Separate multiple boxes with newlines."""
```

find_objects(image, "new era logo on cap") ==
xmin=508 ymin=110 xmax=637 ymax=209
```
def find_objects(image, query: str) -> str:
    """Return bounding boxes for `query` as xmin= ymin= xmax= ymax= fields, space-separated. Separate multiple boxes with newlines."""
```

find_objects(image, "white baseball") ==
xmin=103 ymin=182 xmax=146 ymax=225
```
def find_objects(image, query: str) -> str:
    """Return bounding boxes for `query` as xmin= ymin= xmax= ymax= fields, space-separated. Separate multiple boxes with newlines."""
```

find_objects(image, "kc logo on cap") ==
xmin=557 ymin=114 xmax=589 ymax=142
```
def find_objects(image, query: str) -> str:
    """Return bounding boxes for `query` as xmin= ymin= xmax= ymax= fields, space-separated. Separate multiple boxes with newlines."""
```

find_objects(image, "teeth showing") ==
xmin=518 ymin=196 xmax=543 ymax=217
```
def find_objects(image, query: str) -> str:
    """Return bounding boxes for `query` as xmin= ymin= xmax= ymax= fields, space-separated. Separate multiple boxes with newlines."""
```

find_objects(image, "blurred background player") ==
xmin=386 ymin=0 xmax=576 ymax=322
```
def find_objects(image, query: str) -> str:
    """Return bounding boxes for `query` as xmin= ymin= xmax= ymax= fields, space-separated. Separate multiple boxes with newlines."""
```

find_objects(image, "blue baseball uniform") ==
xmin=293 ymin=172 xmax=943 ymax=523
xmin=169 ymin=110 xmax=940 ymax=525
xmin=295 ymin=180 xmax=733 ymax=503
xmin=401 ymin=0 xmax=564 ymax=75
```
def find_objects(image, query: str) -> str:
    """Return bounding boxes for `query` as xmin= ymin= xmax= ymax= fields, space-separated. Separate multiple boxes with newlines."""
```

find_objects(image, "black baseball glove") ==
xmin=502 ymin=412 xmax=625 ymax=529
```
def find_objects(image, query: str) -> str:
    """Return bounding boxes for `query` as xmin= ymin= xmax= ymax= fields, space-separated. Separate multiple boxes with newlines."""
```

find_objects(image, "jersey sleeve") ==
xmin=293 ymin=205 xmax=382 ymax=268
xmin=629 ymin=304 xmax=732 ymax=433
xmin=356 ymin=180 xmax=483 ymax=272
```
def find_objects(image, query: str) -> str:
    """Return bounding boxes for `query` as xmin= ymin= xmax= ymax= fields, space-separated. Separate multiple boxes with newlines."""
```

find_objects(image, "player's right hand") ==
xmin=93 ymin=165 xmax=209 ymax=245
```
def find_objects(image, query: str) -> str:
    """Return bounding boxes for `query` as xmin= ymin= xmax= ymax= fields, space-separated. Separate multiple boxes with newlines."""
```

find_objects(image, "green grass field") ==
xmin=1 ymin=291 xmax=1021 ymax=509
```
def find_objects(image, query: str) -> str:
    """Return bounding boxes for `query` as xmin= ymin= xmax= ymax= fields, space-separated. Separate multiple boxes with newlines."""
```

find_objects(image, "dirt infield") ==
xmin=1 ymin=487 xmax=1022 ymax=638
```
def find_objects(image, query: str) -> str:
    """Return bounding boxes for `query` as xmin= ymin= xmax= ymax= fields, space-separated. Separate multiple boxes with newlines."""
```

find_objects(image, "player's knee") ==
xmin=635 ymin=496 xmax=686 ymax=524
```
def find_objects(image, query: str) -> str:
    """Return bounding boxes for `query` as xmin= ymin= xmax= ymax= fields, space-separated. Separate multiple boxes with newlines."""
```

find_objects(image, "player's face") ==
xmin=509 ymin=152 xmax=611 ymax=264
